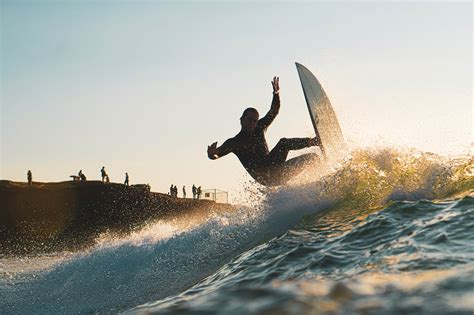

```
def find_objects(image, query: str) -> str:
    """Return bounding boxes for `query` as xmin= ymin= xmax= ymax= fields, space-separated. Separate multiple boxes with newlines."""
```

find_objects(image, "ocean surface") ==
xmin=1 ymin=148 xmax=473 ymax=314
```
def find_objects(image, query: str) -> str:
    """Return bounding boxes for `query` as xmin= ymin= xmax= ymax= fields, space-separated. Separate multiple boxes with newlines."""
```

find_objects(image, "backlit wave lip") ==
xmin=1 ymin=146 xmax=472 ymax=314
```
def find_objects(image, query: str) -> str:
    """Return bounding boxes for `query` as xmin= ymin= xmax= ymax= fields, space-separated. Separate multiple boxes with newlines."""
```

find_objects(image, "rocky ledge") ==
xmin=0 ymin=180 xmax=235 ymax=256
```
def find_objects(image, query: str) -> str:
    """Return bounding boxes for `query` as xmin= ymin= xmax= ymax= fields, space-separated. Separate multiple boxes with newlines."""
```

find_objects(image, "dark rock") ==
xmin=0 ymin=180 xmax=234 ymax=256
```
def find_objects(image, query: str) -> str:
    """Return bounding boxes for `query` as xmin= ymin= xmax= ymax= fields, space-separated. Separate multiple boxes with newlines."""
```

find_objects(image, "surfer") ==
xmin=207 ymin=76 xmax=321 ymax=186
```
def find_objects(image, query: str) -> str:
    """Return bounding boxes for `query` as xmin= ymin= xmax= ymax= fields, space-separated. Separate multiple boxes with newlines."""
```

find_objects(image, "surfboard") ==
xmin=295 ymin=62 xmax=346 ymax=159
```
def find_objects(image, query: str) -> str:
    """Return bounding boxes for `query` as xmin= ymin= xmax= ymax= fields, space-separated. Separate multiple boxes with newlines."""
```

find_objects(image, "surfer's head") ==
xmin=240 ymin=107 xmax=259 ymax=133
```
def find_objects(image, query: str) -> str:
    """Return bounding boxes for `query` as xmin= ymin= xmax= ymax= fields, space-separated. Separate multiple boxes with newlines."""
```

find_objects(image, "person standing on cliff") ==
xmin=192 ymin=184 xmax=197 ymax=199
xmin=124 ymin=173 xmax=129 ymax=186
xmin=27 ymin=170 xmax=32 ymax=185
xmin=182 ymin=185 xmax=186 ymax=198
xmin=78 ymin=170 xmax=87 ymax=181
xmin=101 ymin=167 xmax=107 ymax=182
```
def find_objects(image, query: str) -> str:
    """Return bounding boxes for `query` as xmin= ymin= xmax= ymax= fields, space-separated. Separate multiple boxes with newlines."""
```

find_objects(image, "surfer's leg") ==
xmin=285 ymin=153 xmax=319 ymax=168
xmin=281 ymin=153 xmax=319 ymax=178
xmin=267 ymin=138 xmax=316 ymax=165
xmin=262 ymin=153 xmax=319 ymax=186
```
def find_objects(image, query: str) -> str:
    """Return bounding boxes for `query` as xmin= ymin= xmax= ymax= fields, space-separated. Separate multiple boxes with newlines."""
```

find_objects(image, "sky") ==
xmin=1 ymin=1 xmax=472 ymax=199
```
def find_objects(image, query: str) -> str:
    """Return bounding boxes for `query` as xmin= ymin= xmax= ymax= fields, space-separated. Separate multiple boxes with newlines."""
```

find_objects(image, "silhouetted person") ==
xmin=192 ymin=184 xmax=197 ymax=199
xmin=197 ymin=186 xmax=202 ymax=200
xmin=124 ymin=173 xmax=129 ymax=186
xmin=170 ymin=184 xmax=174 ymax=196
xmin=78 ymin=170 xmax=87 ymax=181
xmin=27 ymin=170 xmax=32 ymax=185
xmin=207 ymin=77 xmax=321 ymax=186
xmin=101 ymin=167 xmax=107 ymax=182
xmin=182 ymin=186 xmax=186 ymax=198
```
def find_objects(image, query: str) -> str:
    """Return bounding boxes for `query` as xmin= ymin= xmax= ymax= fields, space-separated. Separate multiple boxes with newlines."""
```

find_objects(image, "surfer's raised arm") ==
xmin=259 ymin=76 xmax=280 ymax=129
xmin=207 ymin=139 xmax=234 ymax=160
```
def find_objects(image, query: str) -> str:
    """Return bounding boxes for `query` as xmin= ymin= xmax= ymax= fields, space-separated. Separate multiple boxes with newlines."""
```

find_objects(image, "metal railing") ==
xmin=201 ymin=189 xmax=228 ymax=203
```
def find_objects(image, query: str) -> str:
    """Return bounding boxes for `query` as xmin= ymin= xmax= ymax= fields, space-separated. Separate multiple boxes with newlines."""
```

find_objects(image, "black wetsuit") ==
xmin=211 ymin=94 xmax=316 ymax=186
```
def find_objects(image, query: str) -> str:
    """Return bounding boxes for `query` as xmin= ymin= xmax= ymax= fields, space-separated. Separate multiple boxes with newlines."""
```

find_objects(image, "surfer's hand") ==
xmin=207 ymin=142 xmax=219 ymax=159
xmin=271 ymin=76 xmax=279 ymax=94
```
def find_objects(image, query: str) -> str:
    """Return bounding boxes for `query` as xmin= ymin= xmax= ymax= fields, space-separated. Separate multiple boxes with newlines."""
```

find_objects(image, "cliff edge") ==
xmin=0 ymin=180 xmax=235 ymax=255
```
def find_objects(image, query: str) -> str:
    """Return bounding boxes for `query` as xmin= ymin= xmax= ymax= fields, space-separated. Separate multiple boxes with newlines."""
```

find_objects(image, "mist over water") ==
xmin=1 ymin=147 xmax=473 ymax=314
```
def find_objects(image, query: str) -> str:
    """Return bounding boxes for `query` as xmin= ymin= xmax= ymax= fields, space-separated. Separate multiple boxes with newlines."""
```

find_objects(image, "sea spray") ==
xmin=2 ymin=147 xmax=473 ymax=314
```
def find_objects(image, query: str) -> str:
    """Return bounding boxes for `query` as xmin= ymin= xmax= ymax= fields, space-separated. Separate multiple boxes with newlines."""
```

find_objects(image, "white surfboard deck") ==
xmin=295 ymin=62 xmax=347 ymax=159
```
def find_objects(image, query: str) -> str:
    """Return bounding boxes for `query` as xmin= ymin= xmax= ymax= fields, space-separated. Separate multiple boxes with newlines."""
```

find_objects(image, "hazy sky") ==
xmin=1 ymin=1 xmax=472 ymax=198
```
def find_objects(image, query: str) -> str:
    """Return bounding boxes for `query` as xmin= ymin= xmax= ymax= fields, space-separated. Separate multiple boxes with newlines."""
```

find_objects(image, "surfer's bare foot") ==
xmin=309 ymin=136 xmax=321 ymax=146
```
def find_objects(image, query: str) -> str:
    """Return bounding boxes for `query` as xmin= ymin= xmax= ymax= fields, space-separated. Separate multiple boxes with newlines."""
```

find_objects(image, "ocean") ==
xmin=1 ymin=148 xmax=473 ymax=314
